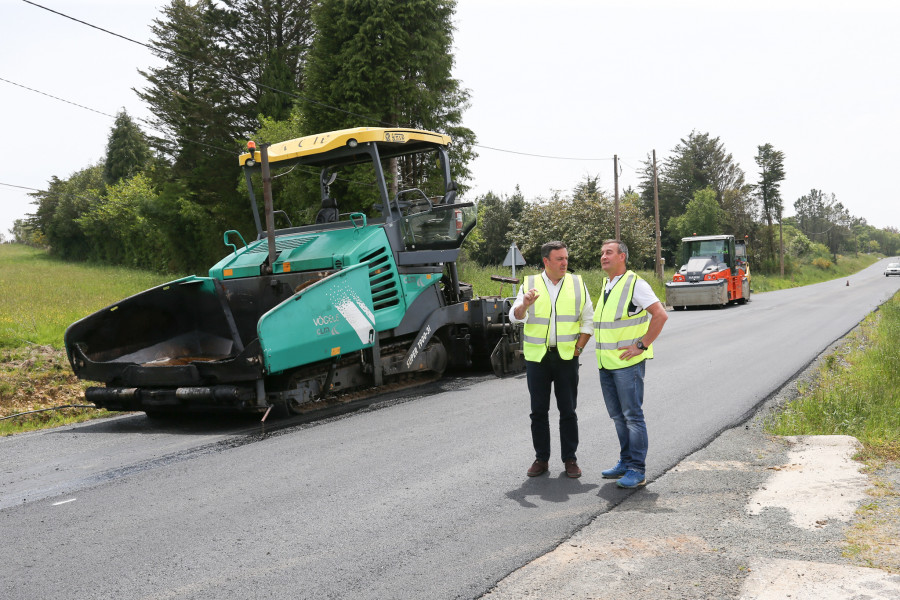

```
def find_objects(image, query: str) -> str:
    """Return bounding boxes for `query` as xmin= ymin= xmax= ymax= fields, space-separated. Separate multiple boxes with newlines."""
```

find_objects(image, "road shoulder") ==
xmin=482 ymin=337 xmax=900 ymax=599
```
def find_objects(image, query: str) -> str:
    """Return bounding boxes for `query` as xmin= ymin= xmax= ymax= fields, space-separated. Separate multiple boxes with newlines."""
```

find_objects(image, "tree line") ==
xmin=468 ymin=131 xmax=899 ymax=274
xmin=16 ymin=0 xmax=470 ymax=273
xmin=11 ymin=1 xmax=899 ymax=276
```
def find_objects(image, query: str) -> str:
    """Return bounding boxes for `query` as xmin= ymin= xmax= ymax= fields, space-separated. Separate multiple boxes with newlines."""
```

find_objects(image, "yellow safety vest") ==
xmin=522 ymin=273 xmax=586 ymax=362
xmin=593 ymin=270 xmax=653 ymax=369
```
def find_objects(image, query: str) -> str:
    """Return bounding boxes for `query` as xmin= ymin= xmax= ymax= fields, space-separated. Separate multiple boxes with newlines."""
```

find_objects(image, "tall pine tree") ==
xmin=136 ymin=0 xmax=244 ymax=209
xmin=754 ymin=143 xmax=786 ymax=268
xmin=103 ymin=110 xmax=151 ymax=185
xmin=639 ymin=131 xmax=754 ymax=263
xmin=219 ymin=0 xmax=314 ymax=122
xmin=300 ymin=0 xmax=475 ymax=214
xmin=136 ymin=0 xmax=253 ymax=270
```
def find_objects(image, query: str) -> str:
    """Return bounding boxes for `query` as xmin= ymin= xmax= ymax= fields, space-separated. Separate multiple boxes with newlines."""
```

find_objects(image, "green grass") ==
xmin=766 ymin=292 xmax=900 ymax=461
xmin=765 ymin=289 xmax=900 ymax=573
xmin=750 ymin=253 xmax=880 ymax=293
xmin=0 ymin=244 xmax=888 ymax=435
xmin=0 ymin=244 xmax=179 ymax=433
xmin=0 ymin=244 xmax=177 ymax=349
xmin=458 ymin=260 xmax=669 ymax=301
xmin=0 ymin=403 xmax=115 ymax=437
xmin=462 ymin=253 xmax=881 ymax=300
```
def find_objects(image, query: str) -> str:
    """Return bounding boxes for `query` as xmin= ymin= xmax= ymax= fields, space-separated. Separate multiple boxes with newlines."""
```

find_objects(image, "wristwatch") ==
xmin=575 ymin=345 xmax=584 ymax=353
xmin=636 ymin=339 xmax=647 ymax=351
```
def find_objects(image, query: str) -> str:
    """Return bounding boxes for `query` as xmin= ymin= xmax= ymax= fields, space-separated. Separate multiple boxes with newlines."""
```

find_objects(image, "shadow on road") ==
xmin=46 ymin=373 xmax=489 ymax=438
xmin=45 ymin=411 xmax=262 ymax=437
xmin=506 ymin=472 xmax=601 ymax=508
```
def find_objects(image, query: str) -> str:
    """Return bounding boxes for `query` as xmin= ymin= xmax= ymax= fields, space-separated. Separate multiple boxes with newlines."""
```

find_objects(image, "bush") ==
xmin=808 ymin=241 xmax=832 ymax=261
xmin=812 ymin=257 xmax=833 ymax=270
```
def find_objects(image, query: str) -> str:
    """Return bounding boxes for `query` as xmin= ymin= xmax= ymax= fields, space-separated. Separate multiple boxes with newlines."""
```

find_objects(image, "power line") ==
xmin=0 ymin=182 xmax=42 ymax=192
xmin=20 ymin=0 xmax=625 ymax=164
xmin=618 ymin=158 xmax=642 ymax=172
xmin=801 ymin=223 xmax=838 ymax=236
xmin=1 ymin=72 xmax=647 ymax=199
xmin=0 ymin=76 xmax=239 ymax=157
xmin=0 ymin=77 xmax=366 ymax=191
xmin=476 ymin=145 xmax=613 ymax=161
xmin=0 ymin=72 xmax=379 ymax=191
xmin=0 ymin=76 xmax=116 ymax=119
xmin=21 ymin=0 xmax=387 ymax=128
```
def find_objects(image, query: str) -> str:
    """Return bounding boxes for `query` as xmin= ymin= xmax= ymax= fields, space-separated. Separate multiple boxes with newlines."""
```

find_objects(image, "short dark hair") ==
xmin=541 ymin=240 xmax=567 ymax=260
xmin=602 ymin=239 xmax=629 ymax=262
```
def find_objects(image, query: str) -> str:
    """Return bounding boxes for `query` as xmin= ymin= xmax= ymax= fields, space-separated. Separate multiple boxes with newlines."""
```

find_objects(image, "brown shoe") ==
xmin=527 ymin=460 xmax=549 ymax=477
xmin=564 ymin=459 xmax=582 ymax=478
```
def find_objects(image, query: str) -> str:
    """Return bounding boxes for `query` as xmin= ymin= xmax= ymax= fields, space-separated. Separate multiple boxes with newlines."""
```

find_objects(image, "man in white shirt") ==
xmin=510 ymin=241 xmax=594 ymax=478
xmin=593 ymin=239 xmax=668 ymax=489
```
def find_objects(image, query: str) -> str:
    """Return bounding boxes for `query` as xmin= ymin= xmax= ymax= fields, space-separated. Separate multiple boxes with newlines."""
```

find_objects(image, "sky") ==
xmin=2 ymin=0 xmax=899 ymax=239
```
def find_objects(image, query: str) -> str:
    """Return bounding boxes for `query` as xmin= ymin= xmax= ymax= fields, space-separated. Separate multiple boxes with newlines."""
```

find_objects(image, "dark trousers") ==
xmin=526 ymin=348 xmax=579 ymax=463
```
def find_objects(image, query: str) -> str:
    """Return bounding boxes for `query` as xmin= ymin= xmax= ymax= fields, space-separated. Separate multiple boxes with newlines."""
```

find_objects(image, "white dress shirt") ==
xmin=509 ymin=271 xmax=594 ymax=346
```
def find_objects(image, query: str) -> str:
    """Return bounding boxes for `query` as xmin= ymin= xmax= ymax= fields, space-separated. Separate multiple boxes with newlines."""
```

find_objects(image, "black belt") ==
xmin=546 ymin=346 xmax=558 ymax=353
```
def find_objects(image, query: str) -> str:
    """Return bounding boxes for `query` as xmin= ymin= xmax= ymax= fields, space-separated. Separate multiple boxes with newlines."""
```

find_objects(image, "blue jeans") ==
xmin=599 ymin=361 xmax=647 ymax=473
xmin=526 ymin=349 xmax=579 ymax=463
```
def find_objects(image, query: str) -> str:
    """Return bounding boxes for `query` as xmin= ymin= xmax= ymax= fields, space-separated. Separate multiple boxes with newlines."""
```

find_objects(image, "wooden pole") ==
xmin=779 ymin=218 xmax=784 ymax=277
xmin=614 ymin=154 xmax=620 ymax=240
xmin=653 ymin=150 xmax=663 ymax=280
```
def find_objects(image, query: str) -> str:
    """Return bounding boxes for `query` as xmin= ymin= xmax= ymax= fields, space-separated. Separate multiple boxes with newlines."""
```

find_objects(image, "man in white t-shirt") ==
xmin=593 ymin=239 xmax=668 ymax=489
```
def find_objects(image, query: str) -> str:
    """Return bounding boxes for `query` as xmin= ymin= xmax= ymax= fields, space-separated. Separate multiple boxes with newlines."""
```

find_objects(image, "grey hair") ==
xmin=602 ymin=239 xmax=629 ymax=262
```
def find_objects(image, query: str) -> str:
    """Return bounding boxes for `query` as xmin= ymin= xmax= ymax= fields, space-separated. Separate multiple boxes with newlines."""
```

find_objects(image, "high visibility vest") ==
xmin=593 ymin=270 xmax=653 ymax=369
xmin=522 ymin=273 xmax=586 ymax=362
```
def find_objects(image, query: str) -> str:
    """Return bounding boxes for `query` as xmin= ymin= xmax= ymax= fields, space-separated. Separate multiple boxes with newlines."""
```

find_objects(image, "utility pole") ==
xmin=613 ymin=154 xmax=620 ymax=239
xmin=779 ymin=215 xmax=785 ymax=277
xmin=653 ymin=150 xmax=663 ymax=280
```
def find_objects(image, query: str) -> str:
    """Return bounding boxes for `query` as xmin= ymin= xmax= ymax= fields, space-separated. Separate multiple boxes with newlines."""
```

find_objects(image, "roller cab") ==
xmin=665 ymin=234 xmax=751 ymax=310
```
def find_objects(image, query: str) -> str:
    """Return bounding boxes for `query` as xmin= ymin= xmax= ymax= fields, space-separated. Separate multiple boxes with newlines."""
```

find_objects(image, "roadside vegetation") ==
xmin=766 ymin=291 xmax=900 ymax=573
xmin=458 ymin=261 xmax=669 ymax=303
xmin=462 ymin=251 xmax=881 ymax=299
xmin=0 ymin=244 xmax=173 ymax=435
xmin=0 ymin=244 xmax=173 ymax=348
xmin=749 ymin=252 xmax=880 ymax=293
xmin=766 ymin=294 xmax=900 ymax=458
xmin=1 ymin=242 xmax=891 ymax=436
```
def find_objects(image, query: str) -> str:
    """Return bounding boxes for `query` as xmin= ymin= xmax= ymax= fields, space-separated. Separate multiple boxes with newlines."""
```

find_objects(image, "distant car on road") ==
xmin=886 ymin=262 xmax=900 ymax=277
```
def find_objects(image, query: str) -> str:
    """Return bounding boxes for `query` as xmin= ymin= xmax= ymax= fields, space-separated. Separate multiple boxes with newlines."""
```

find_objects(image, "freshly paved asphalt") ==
xmin=1 ymin=258 xmax=898 ymax=599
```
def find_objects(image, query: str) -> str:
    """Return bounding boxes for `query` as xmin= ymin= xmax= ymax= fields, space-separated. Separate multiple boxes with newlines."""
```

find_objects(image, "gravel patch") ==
xmin=481 ymin=336 xmax=900 ymax=600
